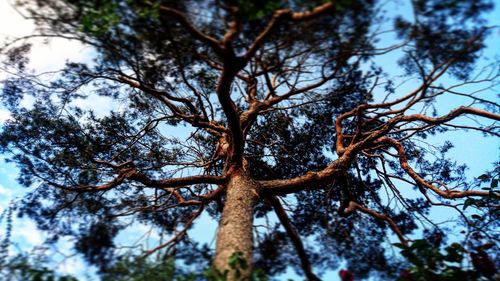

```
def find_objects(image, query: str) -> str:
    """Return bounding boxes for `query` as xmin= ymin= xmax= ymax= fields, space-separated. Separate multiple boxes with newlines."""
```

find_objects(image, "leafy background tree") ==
xmin=0 ymin=0 xmax=499 ymax=280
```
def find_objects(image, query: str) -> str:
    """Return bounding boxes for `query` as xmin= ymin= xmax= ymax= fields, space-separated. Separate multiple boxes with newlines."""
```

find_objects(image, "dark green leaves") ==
xmin=0 ymin=253 xmax=79 ymax=281
xmin=236 ymin=0 xmax=283 ymax=20
xmin=80 ymin=2 xmax=120 ymax=35
xmin=396 ymin=239 xmax=470 ymax=281
xmin=202 ymin=252 xmax=267 ymax=281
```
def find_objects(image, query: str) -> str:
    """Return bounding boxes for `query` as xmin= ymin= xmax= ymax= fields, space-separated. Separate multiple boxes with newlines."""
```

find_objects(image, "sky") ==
xmin=0 ymin=0 xmax=499 ymax=280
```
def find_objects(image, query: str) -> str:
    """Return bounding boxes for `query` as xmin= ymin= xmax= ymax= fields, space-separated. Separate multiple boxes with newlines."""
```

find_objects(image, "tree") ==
xmin=0 ymin=0 xmax=499 ymax=279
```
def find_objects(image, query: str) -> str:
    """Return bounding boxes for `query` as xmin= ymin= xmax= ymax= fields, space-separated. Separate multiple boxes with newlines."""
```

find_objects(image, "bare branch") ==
xmin=146 ymin=1 xmax=223 ymax=55
xmin=377 ymin=137 xmax=491 ymax=199
xmin=269 ymin=196 xmax=321 ymax=281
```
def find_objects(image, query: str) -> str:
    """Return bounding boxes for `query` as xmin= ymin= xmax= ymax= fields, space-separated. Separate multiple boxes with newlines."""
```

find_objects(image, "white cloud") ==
xmin=0 ymin=183 xmax=13 ymax=196
xmin=71 ymin=94 xmax=124 ymax=118
xmin=116 ymin=221 xmax=161 ymax=247
xmin=0 ymin=1 xmax=35 ymax=39
xmin=28 ymin=38 xmax=94 ymax=72
xmin=57 ymin=255 xmax=86 ymax=275
xmin=13 ymin=219 xmax=45 ymax=245
xmin=0 ymin=108 xmax=11 ymax=123
xmin=0 ymin=0 xmax=95 ymax=73
xmin=0 ymin=158 xmax=19 ymax=184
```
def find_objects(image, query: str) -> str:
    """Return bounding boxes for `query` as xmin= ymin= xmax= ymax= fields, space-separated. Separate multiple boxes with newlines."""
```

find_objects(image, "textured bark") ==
xmin=214 ymin=170 xmax=258 ymax=279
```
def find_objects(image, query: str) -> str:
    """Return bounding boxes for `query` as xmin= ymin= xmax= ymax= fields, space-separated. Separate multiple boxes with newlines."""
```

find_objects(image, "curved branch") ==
xmin=377 ymin=137 xmax=491 ymax=199
xmin=143 ymin=205 xmax=205 ymax=257
xmin=116 ymin=74 xmax=227 ymax=134
xmin=259 ymin=162 xmax=344 ymax=196
xmin=216 ymin=57 xmax=246 ymax=168
xmin=402 ymin=106 xmax=500 ymax=123
xmin=339 ymin=201 xmax=408 ymax=246
xmin=46 ymin=167 xmax=137 ymax=192
xmin=243 ymin=2 xmax=335 ymax=61
xmin=146 ymin=1 xmax=223 ymax=55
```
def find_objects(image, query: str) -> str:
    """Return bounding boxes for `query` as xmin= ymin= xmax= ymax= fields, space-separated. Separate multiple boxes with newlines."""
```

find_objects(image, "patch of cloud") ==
xmin=71 ymin=94 xmax=125 ymax=118
xmin=14 ymin=219 xmax=45 ymax=245
xmin=0 ymin=1 xmax=35 ymax=39
xmin=188 ymin=212 xmax=217 ymax=246
xmin=0 ymin=0 xmax=95 ymax=73
xmin=0 ymin=108 xmax=11 ymax=123
xmin=28 ymin=38 xmax=95 ymax=72
xmin=57 ymin=254 xmax=87 ymax=275
xmin=0 ymin=183 xmax=13 ymax=197
xmin=48 ymin=234 xmax=99 ymax=280
xmin=0 ymin=159 xmax=19 ymax=186
xmin=116 ymin=221 xmax=162 ymax=250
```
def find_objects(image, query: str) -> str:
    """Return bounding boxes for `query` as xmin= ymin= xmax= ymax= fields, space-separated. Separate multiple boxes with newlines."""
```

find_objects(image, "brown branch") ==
xmin=268 ymin=196 xmax=321 ymax=281
xmin=47 ymin=167 xmax=137 ymax=192
xmin=442 ymin=123 xmax=500 ymax=137
xmin=243 ymin=3 xmax=334 ymax=61
xmin=243 ymin=10 xmax=290 ymax=61
xmin=339 ymin=201 xmax=408 ymax=246
xmin=260 ymin=132 xmax=385 ymax=195
xmin=129 ymin=172 xmax=228 ymax=189
xmin=146 ymin=1 xmax=223 ymax=55
xmin=259 ymin=162 xmax=344 ymax=196
xmin=221 ymin=5 xmax=240 ymax=46
xmin=117 ymin=74 xmax=227 ymax=134
xmin=377 ymin=137 xmax=490 ymax=199
xmin=117 ymin=74 xmax=198 ymax=114
xmin=216 ymin=56 xmax=246 ymax=168
xmin=143 ymin=205 xmax=205 ymax=257
xmin=290 ymin=2 xmax=335 ymax=21
xmin=402 ymin=106 xmax=500 ymax=123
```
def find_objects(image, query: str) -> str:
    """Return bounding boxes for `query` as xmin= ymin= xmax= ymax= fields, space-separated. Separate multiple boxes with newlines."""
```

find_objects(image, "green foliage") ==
xmin=130 ymin=0 xmax=162 ymax=20
xmin=101 ymin=252 xmax=267 ymax=281
xmin=235 ymin=0 xmax=283 ymax=20
xmin=463 ymin=170 xmax=499 ymax=227
xmin=478 ymin=168 xmax=500 ymax=198
xmin=395 ymin=238 xmax=497 ymax=281
xmin=80 ymin=2 xmax=120 ymax=35
xmin=102 ymin=255 xmax=177 ymax=281
xmin=202 ymin=252 xmax=267 ymax=281
xmin=0 ymin=254 xmax=79 ymax=281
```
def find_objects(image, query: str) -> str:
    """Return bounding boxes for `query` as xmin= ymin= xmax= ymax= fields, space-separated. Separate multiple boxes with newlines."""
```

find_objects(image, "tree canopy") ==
xmin=0 ymin=0 xmax=499 ymax=280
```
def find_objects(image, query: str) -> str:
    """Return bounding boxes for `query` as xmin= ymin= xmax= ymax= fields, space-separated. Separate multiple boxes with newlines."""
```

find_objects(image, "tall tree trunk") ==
xmin=214 ymin=170 xmax=258 ymax=279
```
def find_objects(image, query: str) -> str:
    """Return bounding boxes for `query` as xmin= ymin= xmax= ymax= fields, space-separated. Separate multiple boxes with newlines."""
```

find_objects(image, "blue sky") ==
xmin=0 ymin=0 xmax=499 ymax=280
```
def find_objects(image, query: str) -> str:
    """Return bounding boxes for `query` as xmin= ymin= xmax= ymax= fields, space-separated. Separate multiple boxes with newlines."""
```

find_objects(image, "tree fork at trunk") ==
xmin=214 ymin=169 xmax=259 ymax=279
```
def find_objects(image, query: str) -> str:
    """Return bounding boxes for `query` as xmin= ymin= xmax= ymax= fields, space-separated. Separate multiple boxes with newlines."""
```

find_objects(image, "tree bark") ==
xmin=214 ymin=170 xmax=258 ymax=279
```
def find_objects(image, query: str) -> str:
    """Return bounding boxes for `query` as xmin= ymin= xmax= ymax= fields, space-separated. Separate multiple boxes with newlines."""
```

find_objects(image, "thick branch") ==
xmin=402 ymin=106 xmax=500 ymax=123
xmin=130 ymin=172 xmax=228 ymax=189
xmin=378 ymin=137 xmax=490 ymax=199
xmin=260 ymin=162 xmax=344 ymax=195
xmin=147 ymin=1 xmax=223 ymax=55
xmin=216 ymin=57 xmax=246 ymax=167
